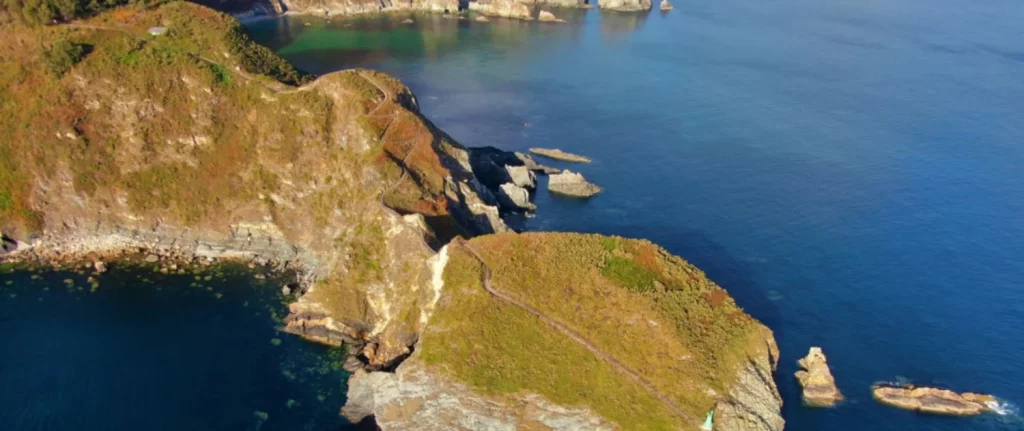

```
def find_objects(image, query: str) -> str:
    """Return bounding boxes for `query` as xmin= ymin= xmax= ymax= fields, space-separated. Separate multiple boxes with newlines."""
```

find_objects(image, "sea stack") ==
xmin=872 ymin=384 xmax=998 ymax=415
xmin=794 ymin=347 xmax=844 ymax=406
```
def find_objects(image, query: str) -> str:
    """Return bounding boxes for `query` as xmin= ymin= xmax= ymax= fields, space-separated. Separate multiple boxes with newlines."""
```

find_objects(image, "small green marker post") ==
xmin=700 ymin=410 xmax=714 ymax=431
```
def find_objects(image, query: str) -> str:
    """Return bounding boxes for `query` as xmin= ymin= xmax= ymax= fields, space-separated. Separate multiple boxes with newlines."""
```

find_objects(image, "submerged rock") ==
xmin=548 ymin=170 xmax=601 ymax=198
xmin=795 ymin=347 xmax=843 ymax=406
xmin=529 ymin=147 xmax=592 ymax=163
xmin=660 ymin=0 xmax=673 ymax=10
xmin=872 ymin=384 xmax=997 ymax=415
xmin=496 ymin=183 xmax=536 ymax=211
xmin=475 ymin=15 xmax=490 ymax=22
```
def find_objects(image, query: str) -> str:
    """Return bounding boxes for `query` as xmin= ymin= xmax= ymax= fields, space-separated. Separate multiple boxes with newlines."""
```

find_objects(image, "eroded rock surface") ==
xmin=794 ymin=347 xmax=844 ymax=406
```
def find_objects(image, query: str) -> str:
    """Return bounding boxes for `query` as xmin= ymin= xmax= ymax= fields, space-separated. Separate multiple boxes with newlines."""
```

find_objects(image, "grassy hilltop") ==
xmin=421 ymin=232 xmax=775 ymax=429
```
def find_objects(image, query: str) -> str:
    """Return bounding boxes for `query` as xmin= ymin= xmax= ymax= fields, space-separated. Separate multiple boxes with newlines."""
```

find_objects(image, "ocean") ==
xmin=245 ymin=1 xmax=1024 ymax=429
xmin=0 ymin=263 xmax=352 ymax=430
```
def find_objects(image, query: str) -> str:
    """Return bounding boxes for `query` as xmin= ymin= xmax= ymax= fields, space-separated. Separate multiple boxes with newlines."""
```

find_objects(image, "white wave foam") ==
xmin=987 ymin=399 xmax=1017 ymax=416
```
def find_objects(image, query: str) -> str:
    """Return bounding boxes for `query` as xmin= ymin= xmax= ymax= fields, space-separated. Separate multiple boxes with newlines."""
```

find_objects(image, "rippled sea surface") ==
xmin=0 ymin=264 xmax=351 ymax=430
xmin=248 ymin=1 xmax=1024 ymax=429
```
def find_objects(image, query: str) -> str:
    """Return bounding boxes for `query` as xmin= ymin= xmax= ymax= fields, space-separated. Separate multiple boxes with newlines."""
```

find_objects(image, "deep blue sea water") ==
xmin=0 ymin=264 xmax=352 ymax=430
xmin=246 ymin=1 xmax=1024 ymax=429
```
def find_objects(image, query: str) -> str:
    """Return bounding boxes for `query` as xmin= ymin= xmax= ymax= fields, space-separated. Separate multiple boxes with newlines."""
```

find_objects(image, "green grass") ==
xmin=420 ymin=232 xmax=773 ymax=429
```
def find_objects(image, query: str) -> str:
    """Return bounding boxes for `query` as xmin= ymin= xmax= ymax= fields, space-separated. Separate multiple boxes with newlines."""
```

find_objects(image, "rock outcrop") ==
xmin=505 ymin=165 xmax=537 ymax=190
xmin=660 ymin=0 xmax=673 ymax=10
xmin=794 ymin=347 xmax=844 ymax=406
xmin=598 ymin=0 xmax=652 ymax=11
xmin=529 ymin=147 xmax=592 ymax=163
xmin=872 ymin=384 xmax=998 ymax=416
xmin=496 ymin=183 xmax=535 ymax=211
xmin=548 ymin=170 xmax=602 ymax=197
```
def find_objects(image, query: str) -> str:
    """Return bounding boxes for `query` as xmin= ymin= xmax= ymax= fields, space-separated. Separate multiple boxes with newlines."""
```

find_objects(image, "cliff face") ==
xmin=347 ymin=233 xmax=784 ymax=430
xmin=0 ymin=2 xmax=504 ymax=369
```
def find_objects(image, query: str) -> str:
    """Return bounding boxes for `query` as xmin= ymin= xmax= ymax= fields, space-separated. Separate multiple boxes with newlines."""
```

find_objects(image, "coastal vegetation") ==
xmin=420 ymin=232 xmax=772 ymax=429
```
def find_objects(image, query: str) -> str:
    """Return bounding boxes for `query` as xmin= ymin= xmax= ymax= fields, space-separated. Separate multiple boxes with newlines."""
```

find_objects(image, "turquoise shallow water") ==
xmin=246 ymin=2 xmax=1024 ymax=430
xmin=0 ymin=264 xmax=354 ymax=430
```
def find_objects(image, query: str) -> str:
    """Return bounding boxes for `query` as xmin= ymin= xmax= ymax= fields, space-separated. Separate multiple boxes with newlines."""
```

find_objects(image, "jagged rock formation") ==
xmin=347 ymin=233 xmax=784 ymax=431
xmin=496 ymin=183 xmax=535 ymax=211
xmin=872 ymin=384 xmax=998 ymax=416
xmin=505 ymin=165 xmax=537 ymax=189
xmin=794 ymin=347 xmax=844 ymax=406
xmin=0 ymin=2 xmax=504 ymax=371
xmin=548 ymin=170 xmax=602 ymax=197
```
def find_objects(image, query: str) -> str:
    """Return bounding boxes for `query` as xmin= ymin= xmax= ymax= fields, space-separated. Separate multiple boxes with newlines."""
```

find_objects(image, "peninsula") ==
xmin=0 ymin=2 xmax=784 ymax=429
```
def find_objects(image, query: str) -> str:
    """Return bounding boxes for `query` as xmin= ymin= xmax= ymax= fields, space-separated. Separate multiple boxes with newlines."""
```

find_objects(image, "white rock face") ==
xmin=497 ymin=183 xmax=536 ymax=211
xmin=505 ymin=165 xmax=537 ymax=189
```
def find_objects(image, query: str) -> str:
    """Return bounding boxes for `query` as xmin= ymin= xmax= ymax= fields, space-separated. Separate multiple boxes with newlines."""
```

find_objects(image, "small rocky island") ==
xmin=794 ymin=347 xmax=843 ymax=406
xmin=872 ymin=384 xmax=998 ymax=416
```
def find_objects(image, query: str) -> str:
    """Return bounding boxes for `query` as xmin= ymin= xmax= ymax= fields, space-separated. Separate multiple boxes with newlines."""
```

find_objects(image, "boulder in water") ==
xmin=660 ymin=0 xmax=673 ymax=10
xmin=794 ymin=347 xmax=844 ymax=406
xmin=548 ymin=170 xmax=601 ymax=198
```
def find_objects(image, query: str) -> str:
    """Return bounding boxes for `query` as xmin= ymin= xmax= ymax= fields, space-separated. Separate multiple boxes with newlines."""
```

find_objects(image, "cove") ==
xmin=0 ymin=263 xmax=359 ymax=431
xmin=247 ymin=1 xmax=1024 ymax=430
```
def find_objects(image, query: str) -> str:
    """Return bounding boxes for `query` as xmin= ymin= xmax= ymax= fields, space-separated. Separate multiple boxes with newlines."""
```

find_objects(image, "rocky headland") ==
xmin=0 ymin=2 xmax=785 ymax=429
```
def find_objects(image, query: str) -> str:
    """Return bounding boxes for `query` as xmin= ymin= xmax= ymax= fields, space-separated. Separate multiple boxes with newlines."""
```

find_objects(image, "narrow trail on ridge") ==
xmin=454 ymin=238 xmax=700 ymax=427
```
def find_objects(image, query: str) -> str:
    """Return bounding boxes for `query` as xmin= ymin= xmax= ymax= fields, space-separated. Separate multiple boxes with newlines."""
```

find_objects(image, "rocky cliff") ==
xmin=0 ymin=2 xmax=505 ymax=369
